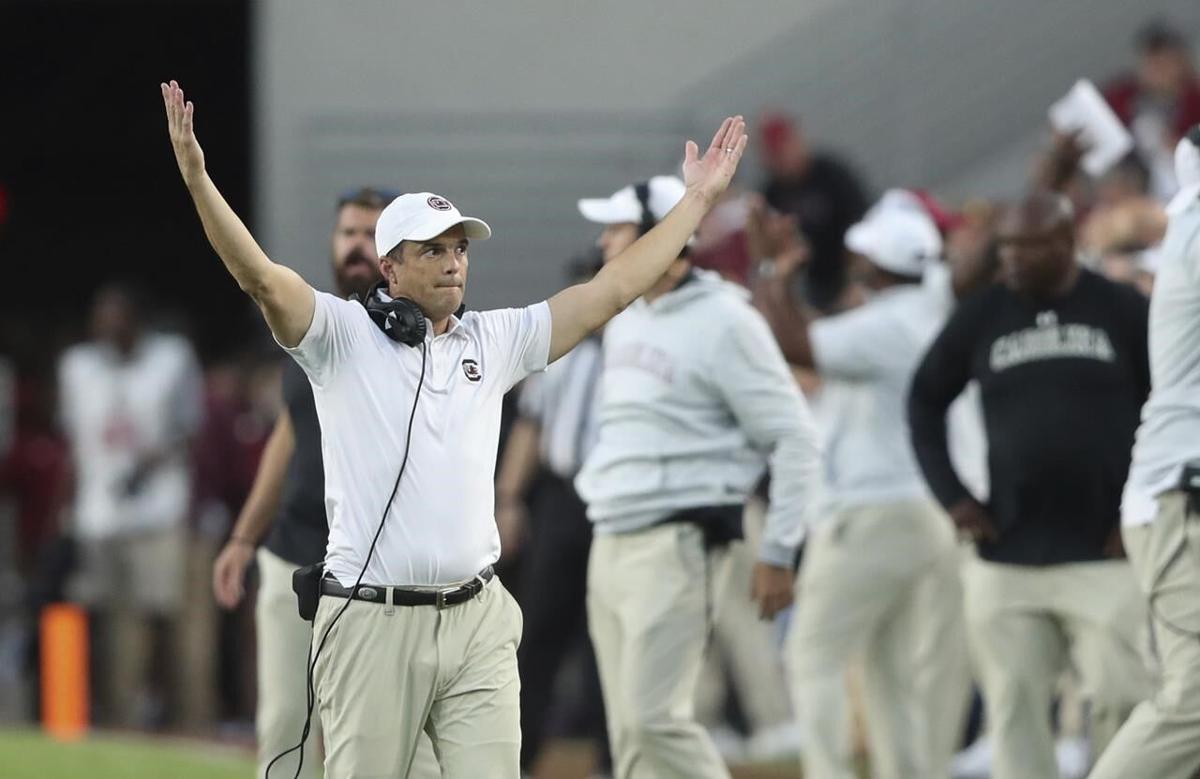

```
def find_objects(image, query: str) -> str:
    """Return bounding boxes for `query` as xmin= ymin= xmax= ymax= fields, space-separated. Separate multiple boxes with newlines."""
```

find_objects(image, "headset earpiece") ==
xmin=357 ymin=281 xmax=426 ymax=347
xmin=634 ymin=180 xmax=656 ymax=237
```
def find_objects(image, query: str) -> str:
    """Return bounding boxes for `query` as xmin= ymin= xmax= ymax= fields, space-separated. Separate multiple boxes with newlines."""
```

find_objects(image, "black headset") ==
xmin=634 ymin=180 xmax=656 ymax=236
xmin=634 ymin=179 xmax=691 ymax=265
xmin=353 ymin=280 xmax=427 ymax=346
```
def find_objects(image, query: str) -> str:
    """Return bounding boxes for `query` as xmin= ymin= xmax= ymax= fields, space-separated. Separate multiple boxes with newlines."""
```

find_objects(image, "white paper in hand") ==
xmin=1048 ymin=79 xmax=1134 ymax=177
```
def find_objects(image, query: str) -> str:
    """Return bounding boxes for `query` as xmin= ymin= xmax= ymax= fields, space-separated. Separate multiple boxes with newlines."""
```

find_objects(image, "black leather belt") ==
xmin=320 ymin=566 xmax=494 ymax=609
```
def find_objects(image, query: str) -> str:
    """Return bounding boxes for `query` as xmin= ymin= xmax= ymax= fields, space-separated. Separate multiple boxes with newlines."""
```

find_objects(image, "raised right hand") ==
xmin=212 ymin=540 xmax=255 ymax=609
xmin=682 ymin=115 xmax=749 ymax=207
xmin=161 ymin=80 xmax=205 ymax=186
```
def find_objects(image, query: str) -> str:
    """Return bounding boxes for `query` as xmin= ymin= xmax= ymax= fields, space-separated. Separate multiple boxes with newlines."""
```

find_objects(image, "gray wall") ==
xmin=254 ymin=0 xmax=833 ymax=308
xmin=255 ymin=0 xmax=1200 ymax=309
xmin=682 ymin=0 xmax=1200 ymax=199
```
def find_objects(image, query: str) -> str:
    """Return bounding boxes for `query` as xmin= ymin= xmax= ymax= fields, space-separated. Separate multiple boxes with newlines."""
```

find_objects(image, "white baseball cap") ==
xmin=577 ymin=175 xmax=687 ymax=226
xmin=374 ymin=192 xmax=492 ymax=258
xmin=867 ymin=188 xmax=928 ymax=220
xmin=1167 ymin=129 xmax=1200 ymax=216
xmin=844 ymin=209 xmax=943 ymax=277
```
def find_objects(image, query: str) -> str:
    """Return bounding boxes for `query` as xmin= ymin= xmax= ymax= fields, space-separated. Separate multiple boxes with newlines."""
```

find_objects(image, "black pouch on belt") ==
xmin=292 ymin=562 xmax=325 ymax=621
xmin=1180 ymin=461 xmax=1200 ymax=515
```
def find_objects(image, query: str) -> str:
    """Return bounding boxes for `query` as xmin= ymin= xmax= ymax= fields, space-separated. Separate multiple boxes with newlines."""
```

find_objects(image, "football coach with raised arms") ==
xmin=161 ymin=79 xmax=748 ymax=778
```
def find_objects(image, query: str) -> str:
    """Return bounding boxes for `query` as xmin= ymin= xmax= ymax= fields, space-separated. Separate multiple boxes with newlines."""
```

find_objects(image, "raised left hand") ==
xmin=683 ymin=115 xmax=749 ymax=206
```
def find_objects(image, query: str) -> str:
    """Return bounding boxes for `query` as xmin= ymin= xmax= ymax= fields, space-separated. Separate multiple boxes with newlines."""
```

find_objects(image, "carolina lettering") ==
xmin=990 ymin=323 xmax=1116 ymax=371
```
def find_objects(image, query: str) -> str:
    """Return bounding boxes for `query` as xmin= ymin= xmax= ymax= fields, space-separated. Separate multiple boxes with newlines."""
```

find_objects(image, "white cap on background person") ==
xmin=374 ymin=192 xmax=492 ymax=258
xmin=844 ymin=209 xmax=943 ymax=277
xmin=1166 ymin=127 xmax=1200 ymax=216
xmin=577 ymin=175 xmax=687 ymax=225
xmin=868 ymin=188 xmax=929 ymax=220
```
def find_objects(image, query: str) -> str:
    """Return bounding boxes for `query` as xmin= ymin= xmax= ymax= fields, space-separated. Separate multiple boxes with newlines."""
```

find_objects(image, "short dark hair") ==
xmin=336 ymin=187 xmax=392 ymax=212
xmin=1105 ymin=152 xmax=1152 ymax=195
xmin=92 ymin=280 xmax=149 ymax=320
xmin=566 ymin=246 xmax=604 ymax=282
xmin=1136 ymin=19 xmax=1187 ymax=53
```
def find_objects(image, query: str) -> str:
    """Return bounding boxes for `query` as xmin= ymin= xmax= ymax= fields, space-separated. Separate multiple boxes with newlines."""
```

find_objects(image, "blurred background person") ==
xmin=757 ymin=111 xmax=870 ymax=311
xmin=684 ymin=191 xmax=820 ymax=764
xmin=58 ymin=283 xmax=204 ymax=729
xmin=575 ymin=173 xmax=821 ymax=779
xmin=191 ymin=347 xmax=277 ymax=729
xmin=755 ymin=197 xmax=976 ymax=779
xmin=909 ymin=192 xmax=1152 ymax=778
xmin=1105 ymin=19 xmax=1200 ymax=200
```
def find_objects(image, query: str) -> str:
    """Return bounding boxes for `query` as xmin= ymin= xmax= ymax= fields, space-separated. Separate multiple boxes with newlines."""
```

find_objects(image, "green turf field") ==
xmin=0 ymin=729 xmax=256 ymax=779
xmin=0 ymin=728 xmax=840 ymax=778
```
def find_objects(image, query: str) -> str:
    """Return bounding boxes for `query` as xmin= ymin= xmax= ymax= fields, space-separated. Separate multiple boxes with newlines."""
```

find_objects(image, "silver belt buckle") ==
xmin=436 ymin=586 xmax=455 ymax=610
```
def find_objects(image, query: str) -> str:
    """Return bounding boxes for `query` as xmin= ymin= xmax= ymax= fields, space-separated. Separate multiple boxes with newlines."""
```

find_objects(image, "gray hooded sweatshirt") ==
xmin=574 ymin=270 xmax=822 ymax=567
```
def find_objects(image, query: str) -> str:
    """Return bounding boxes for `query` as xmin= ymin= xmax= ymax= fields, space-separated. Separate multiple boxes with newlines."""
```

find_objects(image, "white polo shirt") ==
xmin=285 ymin=290 xmax=552 ymax=587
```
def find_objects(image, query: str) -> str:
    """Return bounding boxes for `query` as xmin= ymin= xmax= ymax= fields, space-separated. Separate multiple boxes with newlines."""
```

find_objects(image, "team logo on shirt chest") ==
xmin=462 ymin=359 xmax=482 ymax=382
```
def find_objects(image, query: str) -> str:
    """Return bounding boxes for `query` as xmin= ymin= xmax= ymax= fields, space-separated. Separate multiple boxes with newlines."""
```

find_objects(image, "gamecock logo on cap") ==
xmin=427 ymin=196 xmax=453 ymax=211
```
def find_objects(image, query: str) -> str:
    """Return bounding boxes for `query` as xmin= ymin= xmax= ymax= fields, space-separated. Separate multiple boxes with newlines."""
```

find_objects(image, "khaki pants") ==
xmin=256 ymin=548 xmax=322 ymax=779
xmin=786 ymin=498 xmax=968 ymax=779
xmin=697 ymin=499 xmax=793 ymax=734
xmin=588 ymin=522 xmax=733 ymax=779
xmin=312 ymin=575 xmax=522 ymax=778
xmin=72 ymin=527 xmax=186 ymax=726
xmin=1089 ymin=491 xmax=1200 ymax=779
xmin=964 ymin=555 xmax=1148 ymax=779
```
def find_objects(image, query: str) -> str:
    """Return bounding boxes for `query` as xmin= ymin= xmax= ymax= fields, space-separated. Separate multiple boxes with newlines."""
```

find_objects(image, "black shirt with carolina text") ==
xmin=264 ymin=359 xmax=328 ymax=567
xmin=908 ymin=269 xmax=1150 ymax=566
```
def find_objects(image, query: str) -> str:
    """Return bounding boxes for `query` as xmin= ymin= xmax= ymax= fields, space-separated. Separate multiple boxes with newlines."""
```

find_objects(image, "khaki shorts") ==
xmin=71 ymin=527 xmax=186 ymax=614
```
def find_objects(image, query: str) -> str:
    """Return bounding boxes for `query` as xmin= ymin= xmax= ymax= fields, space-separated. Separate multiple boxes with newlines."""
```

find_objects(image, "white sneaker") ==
xmin=950 ymin=735 xmax=992 ymax=779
